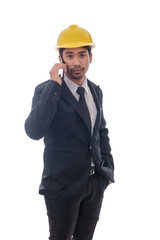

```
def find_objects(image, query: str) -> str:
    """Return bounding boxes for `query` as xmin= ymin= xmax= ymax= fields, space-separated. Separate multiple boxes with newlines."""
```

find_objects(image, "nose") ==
xmin=73 ymin=56 xmax=81 ymax=66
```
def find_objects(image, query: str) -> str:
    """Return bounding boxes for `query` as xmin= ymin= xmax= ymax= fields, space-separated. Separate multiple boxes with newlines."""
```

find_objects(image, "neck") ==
xmin=65 ymin=73 xmax=85 ymax=86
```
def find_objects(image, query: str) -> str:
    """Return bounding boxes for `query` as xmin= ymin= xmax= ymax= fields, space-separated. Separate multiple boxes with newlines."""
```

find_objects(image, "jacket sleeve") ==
xmin=98 ymin=88 xmax=115 ymax=182
xmin=24 ymin=80 xmax=62 ymax=140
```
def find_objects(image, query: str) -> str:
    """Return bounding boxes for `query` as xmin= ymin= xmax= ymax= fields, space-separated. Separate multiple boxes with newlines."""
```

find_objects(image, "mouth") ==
xmin=72 ymin=68 xmax=84 ymax=74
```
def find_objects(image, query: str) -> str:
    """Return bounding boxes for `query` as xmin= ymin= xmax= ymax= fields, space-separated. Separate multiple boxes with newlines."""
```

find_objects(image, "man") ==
xmin=25 ymin=24 xmax=114 ymax=240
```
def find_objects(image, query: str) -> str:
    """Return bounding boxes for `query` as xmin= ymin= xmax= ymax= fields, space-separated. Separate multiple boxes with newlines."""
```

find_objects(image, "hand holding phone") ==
xmin=49 ymin=63 xmax=67 ymax=85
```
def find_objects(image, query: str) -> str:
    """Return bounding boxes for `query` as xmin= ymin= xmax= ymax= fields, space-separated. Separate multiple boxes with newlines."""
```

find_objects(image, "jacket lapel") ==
xmin=87 ymin=80 xmax=102 ymax=138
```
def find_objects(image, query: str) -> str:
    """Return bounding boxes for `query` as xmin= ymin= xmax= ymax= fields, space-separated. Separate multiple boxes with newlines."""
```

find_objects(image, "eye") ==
xmin=66 ymin=55 xmax=73 ymax=59
xmin=80 ymin=53 xmax=86 ymax=58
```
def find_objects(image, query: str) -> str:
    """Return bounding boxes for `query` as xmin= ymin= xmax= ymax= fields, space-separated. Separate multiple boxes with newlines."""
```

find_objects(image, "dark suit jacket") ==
xmin=25 ymin=79 xmax=114 ymax=200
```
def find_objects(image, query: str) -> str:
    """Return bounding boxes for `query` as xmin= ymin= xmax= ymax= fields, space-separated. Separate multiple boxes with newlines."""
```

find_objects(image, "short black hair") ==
xmin=59 ymin=46 xmax=92 ymax=58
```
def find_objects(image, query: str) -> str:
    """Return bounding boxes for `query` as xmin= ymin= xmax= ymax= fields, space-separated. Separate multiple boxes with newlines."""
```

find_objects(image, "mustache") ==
xmin=70 ymin=67 xmax=84 ymax=71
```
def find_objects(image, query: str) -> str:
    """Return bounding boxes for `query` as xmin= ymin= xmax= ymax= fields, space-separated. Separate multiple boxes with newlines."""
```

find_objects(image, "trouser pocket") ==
xmin=99 ymin=175 xmax=109 ymax=191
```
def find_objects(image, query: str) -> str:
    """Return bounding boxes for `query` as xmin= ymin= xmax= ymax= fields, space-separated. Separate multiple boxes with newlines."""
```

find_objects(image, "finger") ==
xmin=60 ymin=63 xmax=67 ymax=71
xmin=50 ymin=63 xmax=67 ymax=73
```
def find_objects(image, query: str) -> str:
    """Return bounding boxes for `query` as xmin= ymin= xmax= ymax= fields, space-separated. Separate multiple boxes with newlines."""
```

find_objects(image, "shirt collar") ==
xmin=81 ymin=78 xmax=89 ymax=94
xmin=64 ymin=74 xmax=89 ymax=96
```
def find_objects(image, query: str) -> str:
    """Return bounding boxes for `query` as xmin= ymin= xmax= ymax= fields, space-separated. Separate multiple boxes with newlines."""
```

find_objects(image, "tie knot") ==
xmin=77 ymin=87 xmax=85 ymax=97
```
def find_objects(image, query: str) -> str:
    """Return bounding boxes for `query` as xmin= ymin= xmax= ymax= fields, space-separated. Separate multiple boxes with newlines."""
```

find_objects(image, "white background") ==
xmin=0 ymin=0 xmax=160 ymax=239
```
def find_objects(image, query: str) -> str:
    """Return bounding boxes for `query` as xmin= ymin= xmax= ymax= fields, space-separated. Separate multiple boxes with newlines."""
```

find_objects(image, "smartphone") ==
xmin=59 ymin=58 xmax=66 ymax=79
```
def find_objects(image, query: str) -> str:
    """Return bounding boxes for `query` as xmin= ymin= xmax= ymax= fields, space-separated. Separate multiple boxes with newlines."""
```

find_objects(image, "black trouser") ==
xmin=44 ymin=172 xmax=109 ymax=240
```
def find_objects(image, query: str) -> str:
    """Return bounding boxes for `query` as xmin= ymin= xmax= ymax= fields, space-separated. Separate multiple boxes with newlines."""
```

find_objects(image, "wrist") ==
xmin=51 ymin=78 xmax=62 ymax=85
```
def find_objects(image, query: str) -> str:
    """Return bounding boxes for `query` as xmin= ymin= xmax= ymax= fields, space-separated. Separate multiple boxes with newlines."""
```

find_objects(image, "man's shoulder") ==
xmin=87 ymin=79 xmax=99 ymax=88
xmin=87 ymin=79 xmax=102 ymax=95
xmin=34 ymin=80 xmax=59 ymax=93
xmin=35 ymin=80 xmax=51 ymax=90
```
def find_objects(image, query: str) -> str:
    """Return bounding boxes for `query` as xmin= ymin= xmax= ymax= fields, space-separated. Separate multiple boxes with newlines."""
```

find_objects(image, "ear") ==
xmin=89 ymin=52 xmax=93 ymax=64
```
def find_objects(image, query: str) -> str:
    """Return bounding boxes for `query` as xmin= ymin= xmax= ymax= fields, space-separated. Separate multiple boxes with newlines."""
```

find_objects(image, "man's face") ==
xmin=59 ymin=47 xmax=92 ymax=84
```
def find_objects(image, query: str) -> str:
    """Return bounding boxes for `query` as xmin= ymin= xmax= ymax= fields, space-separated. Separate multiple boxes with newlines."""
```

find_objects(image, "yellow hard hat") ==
xmin=56 ymin=24 xmax=95 ymax=50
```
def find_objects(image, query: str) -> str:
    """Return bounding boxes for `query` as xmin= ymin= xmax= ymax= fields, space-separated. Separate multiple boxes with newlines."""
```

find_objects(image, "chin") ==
xmin=71 ymin=73 xmax=85 ymax=79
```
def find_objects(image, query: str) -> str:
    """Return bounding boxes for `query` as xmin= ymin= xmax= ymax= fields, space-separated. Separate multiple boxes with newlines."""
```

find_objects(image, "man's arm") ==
xmin=24 ymin=63 xmax=67 ymax=140
xmin=98 ymin=88 xmax=115 ymax=183
xmin=24 ymin=80 xmax=62 ymax=140
xmin=99 ymin=114 xmax=114 ymax=183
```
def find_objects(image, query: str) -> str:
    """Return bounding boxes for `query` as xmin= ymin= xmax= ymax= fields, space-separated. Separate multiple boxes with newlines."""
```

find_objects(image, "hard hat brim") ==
xmin=55 ymin=42 xmax=95 ymax=50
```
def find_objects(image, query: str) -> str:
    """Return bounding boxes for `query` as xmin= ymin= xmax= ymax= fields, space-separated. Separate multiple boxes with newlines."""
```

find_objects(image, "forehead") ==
xmin=63 ymin=47 xmax=88 ymax=54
